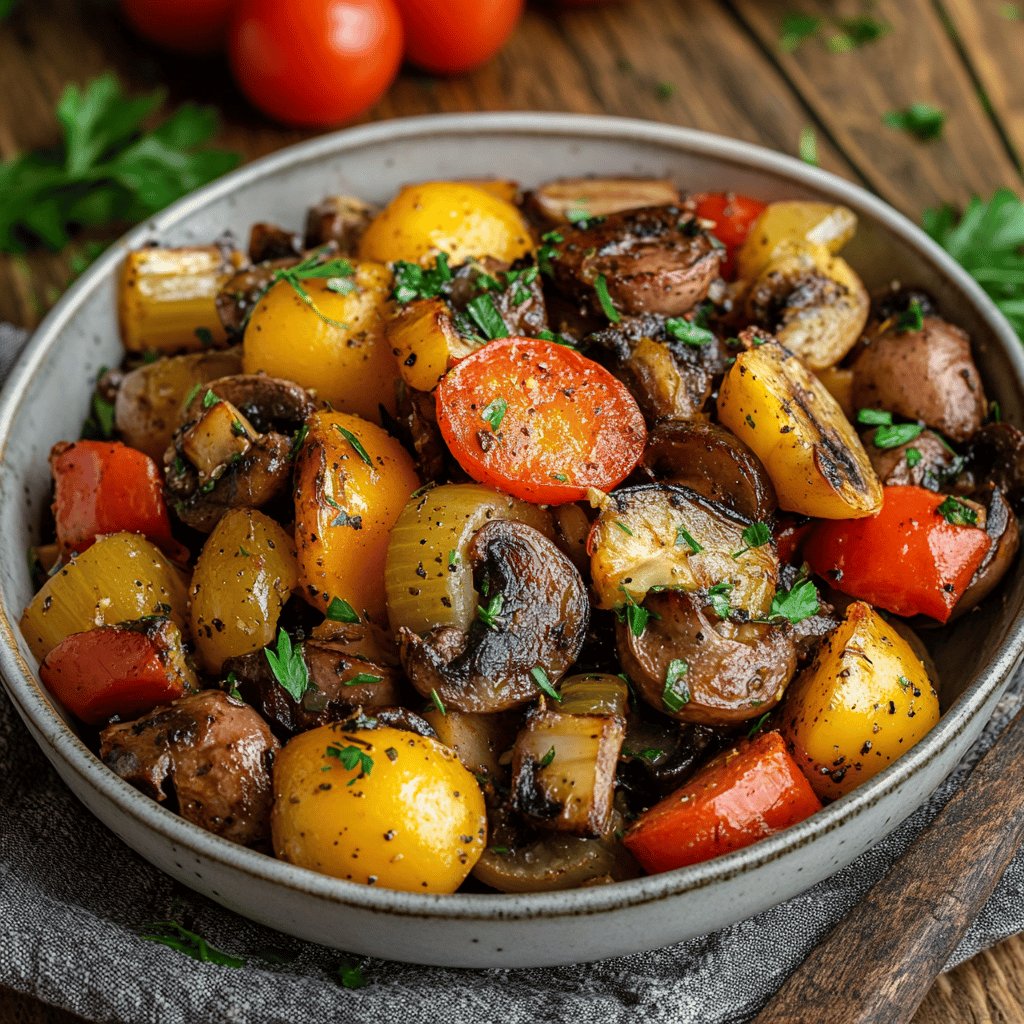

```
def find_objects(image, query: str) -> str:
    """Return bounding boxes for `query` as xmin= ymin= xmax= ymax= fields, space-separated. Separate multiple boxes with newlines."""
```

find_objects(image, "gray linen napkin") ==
xmin=2 ymin=321 xmax=1023 ymax=1024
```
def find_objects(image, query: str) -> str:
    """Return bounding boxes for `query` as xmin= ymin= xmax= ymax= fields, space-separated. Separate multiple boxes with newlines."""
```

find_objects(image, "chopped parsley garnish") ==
xmin=333 ymin=424 xmax=372 ymax=466
xmin=537 ymin=232 xmax=562 ymax=277
xmin=666 ymin=316 xmax=714 ymax=347
xmin=551 ymin=472 xmax=569 ymax=483
xmin=707 ymin=581 xmax=733 ymax=619
xmin=857 ymin=407 xmax=894 ymax=427
xmin=779 ymin=12 xmax=822 ymax=51
xmin=936 ymin=495 xmax=978 ymax=526
xmin=183 ymin=383 xmax=203 ymax=410
xmin=747 ymin=711 xmax=772 ymax=739
xmin=430 ymin=688 xmax=447 ymax=716
xmin=614 ymin=520 xmax=634 ymax=536
xmin=874 ymin=422 xmax=924 ymax=449
xmin=593 ymin=274 xmax=622 ymax=323
xmin=897 ymin=675 xmax=912 ymax=691
xmin=905 ymin=447 xmax=923 ymax=468
xmin=194 ymin=326 xmax=214 ymax=347
xmin=538 ymin=746 xmax=556 ymax=768
xmin=448 ymin=548 xmax=460 ymax=567
xmin=536 ymin=328 xmax=576 ymax=347
xmin=202 ymin=389 xmax=220 ymax=409
xmin=530 ymin=665 xmax=562 ymax=702
xmin=289 ymin=424 xmax=309 ymax=459
xmin=271 ymin=249 xmax=354 ymax=329
xmin=662 ymin=659 xmax=690 ymax=712
xmin=337 ymin=962 xmax=367 ymax=989
xmin=345 ymin=673 xmax=382 ymax=686
xmin=481 ymin=397 xmax=508 ymax=433
xmin=83 ymin=366 xmax=116 ymax=440
xmin=655 ymin=81 xmax=676 ymax=102
xmin=326 ymin=742 xmax=373 ymax=785
xmin=769 ymin=571 xmax=820 ymax=624
xmin=264 ymin=629 xmax=309 ymax=702
xmin=324 ymin=494 xmax=360 ymax=529
xmin=799 ymin=125 xmax=819 ymax=167
xmin=883 ymin=104 xmax=945 ymax=142
xmin=465 ymin=292 xmax=509 ymax=340
xmin=477 ymin=592 xmax=505 ymax=629
xmin=617 ymin=587 xmax=650 ymax=637
xmin=676 ymin=525 xmax=703 ymax=554
xmin=828 ymin=15 xmax=890 ymax=51
xmin=896 ymin=298 xmax=925 ymax=333
xmin=391 ymin=253 xmax=452 ymax=303
xmin=141 ymin=921 xmax=244 ymax=968
xmin=326 ymin=596 xmax=360 ymax=623
xmin=629 ymin=747 xmax=666 ymax=763
xmin=732 ymin=521 xmax=772 ymax=558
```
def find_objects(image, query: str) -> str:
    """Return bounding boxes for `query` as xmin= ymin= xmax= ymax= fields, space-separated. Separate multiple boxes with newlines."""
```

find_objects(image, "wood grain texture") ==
xmin=0 ymin=1 xmax=1022 ymax=1022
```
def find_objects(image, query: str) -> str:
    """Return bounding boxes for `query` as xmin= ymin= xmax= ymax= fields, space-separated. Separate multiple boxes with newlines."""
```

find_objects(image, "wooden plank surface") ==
xmin=0 ymin=0 xmax=1022 ymax=1021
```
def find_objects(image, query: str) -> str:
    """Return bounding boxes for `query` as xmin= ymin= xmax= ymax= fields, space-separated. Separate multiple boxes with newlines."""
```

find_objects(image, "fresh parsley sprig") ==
xmin=141 ymin=921 xmax=245 ymax=968
xmin=264 ymin=629 xmax=310 ymax=702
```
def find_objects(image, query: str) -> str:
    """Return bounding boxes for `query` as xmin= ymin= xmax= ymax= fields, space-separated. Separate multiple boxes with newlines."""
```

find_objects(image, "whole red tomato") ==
xmin=228 ymin=0 xmax=403 ymax=127
xmin=394 ymin=0 xmax=523 ymax=75
xmin=120 ymin=0 xmax=234 ymax=55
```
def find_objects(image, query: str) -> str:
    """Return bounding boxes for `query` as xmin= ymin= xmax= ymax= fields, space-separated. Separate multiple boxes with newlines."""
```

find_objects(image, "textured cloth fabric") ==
xmin=2 ymin=322 xmax=1023 ymax=1024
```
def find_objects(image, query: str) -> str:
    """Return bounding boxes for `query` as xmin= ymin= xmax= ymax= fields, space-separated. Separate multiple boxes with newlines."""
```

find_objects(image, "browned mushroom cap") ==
xmin=851 ymin=317 xmax=987 ymax=442
xmin=223 ymin=622 xmax=406 ymax=737
xmin=525 ymin=176 xmax=682 ymax=227
xmin=166 ymin=374 xmax=316 ymax=532
xmin=863 ymin=427 xmax=960 ymax=490
xmin=551 ymin=206 xmax=723 ymax=317
xmin=398 ymin=520 xmax=590 ymax=713
xmin=617 ymin=712 xmax=722 ymax=800
xmin=304 ymin=195 xmax=378 ymax=253
xmin=963 ymin=423 xmax=1024 ymax=513
xmin=641 ymin=420 xmax=777 ymax=521
xmin=99 ymin=690 xmax=278 ymax=847
xmin=588 ymin=314 xmax=726 ymax=423
xmin=954 ymin=486 xmax=1020 ymax=616
xmin=618 ymin=590 xmax=797 ymax=726
xmin=248 ymin=223 xmax=303 ymax=264
xmin=443 ymin=258 xmax=550 ymax=340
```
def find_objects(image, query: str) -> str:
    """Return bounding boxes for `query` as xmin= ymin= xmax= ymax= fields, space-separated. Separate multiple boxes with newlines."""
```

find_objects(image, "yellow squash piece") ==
xmin=271 ymin=725 xmax=486 ymax=893
xmin=243 ymin=262 xmax=399 ymax=422
xmin=780 ymin=602 xmax=940 ymax=801
xmin=385 ymin=298 xmax=479 ymax=393
xmin=294 ymin=411 xmax=420 ymax=624
xmin=20 ymin=533 xmax=189 ymax=661
xmin=717 ymin=340 xmax=882 ymax=519
xmin=358 ymin=181 xmax=533 ymax=266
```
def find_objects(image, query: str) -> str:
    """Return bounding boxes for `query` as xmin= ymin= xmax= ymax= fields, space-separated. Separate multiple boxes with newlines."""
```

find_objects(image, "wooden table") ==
xmin=1 ymin=0 xmax=1022 ymax=1019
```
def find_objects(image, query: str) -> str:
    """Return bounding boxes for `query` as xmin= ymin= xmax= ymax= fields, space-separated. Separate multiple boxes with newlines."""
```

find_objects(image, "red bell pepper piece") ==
xmin=774 ymin=514 xmax=814 ymax=565
xmin=39 ymin=619 xmax=193 ymax=725
xmin=804 ymin=485 xmax=991 ymax=623
xmin=623 ymin=731 xmax=822 ymax=874
xmin=51 ymin=440 xmax=177 ymax=557
xmin=692 ymin=192 xmax=767 ymax=280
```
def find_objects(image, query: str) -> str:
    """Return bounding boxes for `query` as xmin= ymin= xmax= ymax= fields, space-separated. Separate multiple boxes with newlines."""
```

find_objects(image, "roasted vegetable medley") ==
xmin=21 ymin=176 xmax=1021 ymax=894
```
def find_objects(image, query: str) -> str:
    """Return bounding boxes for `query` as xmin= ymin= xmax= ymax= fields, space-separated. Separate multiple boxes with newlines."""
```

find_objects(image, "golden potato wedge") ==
xmin=385 ymin=298 xmax=478 ymax=393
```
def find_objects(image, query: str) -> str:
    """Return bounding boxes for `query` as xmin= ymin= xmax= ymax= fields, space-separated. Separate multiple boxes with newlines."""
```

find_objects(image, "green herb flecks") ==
xmin=662 ymin=659 xmax=690 ymax=712
xmin=897 ymin=299 xmax=925 ymax=332
xmin=769 ymin=570 xmax=820 ymax=624
xmin=530 ymin=665 xmax=562 ymax=702
xmin=271 ymin=249 xmax=356 ymax=330
xmin=264 ymin=629 xmax=309 ymax=702
xmin=333 ymin=424 xmax=372 ymax=466
xmin=539 ymin=746 xmax=556 ymax=768
xmin=617 ymin=587 xmax=650 ymax=638
xmin=430 ymin=688 xmax=447 ymax=716
xmin=337 ymin=961 xmax=367 ymax=989
xmin=391 ymin=253 xmax=452 ymax=303
xmin=905 ymin=447 xmax=923 ymax=468
xmin=799 ymin=125 xmax=819 ymax=167
xmin=666 ymin=316 xmax=714 ymax=347
xmin=481 ymin=397 xmax=508 ymax=434
xmin=477 ymin=592 xmax=505 ymax=629
xmin=707 ymin=581 xmax=733 ymax=619
xmin=732 ymin=522 xmax=772 ymax=559
xmin=466 ymin=293 xmax=509 ymax=340
xmin=326 ymin=742 xmax=373 ymax=785
xmin=326 ymin=597 xmax=360 ymax=623
xmin=883 ymin=104 xmax=945 ymax=142
xmin=779 ymin=13 xmax=822 ymax=51
xmin=141 ymin=921 xmax=245 ymax=968
xmin=594 ymin=274 xmax=622 ymax=323
xmin=936 ymin=495 xmax=978 ymax=526
xmin=676 ymin=525 xmax=703 ymax=554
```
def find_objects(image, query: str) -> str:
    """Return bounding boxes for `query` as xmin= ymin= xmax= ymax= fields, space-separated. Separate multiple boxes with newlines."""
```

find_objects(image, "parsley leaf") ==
xmin=326 ymin=742 xmax=373 ymax=785
xmin=906 ymin=447 xmax=923 ymax=468
xmin=676 ymin=525 xmax=703 ymax=553
xmin=666 ymin=316 xmax=714 ymax=347
xmin=769 ymin=572 xmax=820 ymax=624
xmin=338 ymin=961 xmax=367 ymax=989
xmin=391 ymin=254 xmax=452 ymax=303
xmin=747 ymin=711 xmax=772 ymax=739
xmin=662 ymin=659 xmax=690 ymax=712
xmin=922 ymin=189 xmax=1024 ymax=338
xmin=594 ymin=274 xmax=622 ymax=322
xmin=466 ymin=293 xmax=509 ymax=340
xmin=334 ymin=424 xmax=372 ymax=466
xmin=345 ymin=673 xmax=382 ymax=686
xmin=477 ymin=592 xmax=505 ymax=629
xmin=616 ymin=587 xmax=650 ymax=637
xmin=530 ymin=665 xmax=562 ymax=702
xmin=883 ymin=103 xmax=945 ymax=142
xmin=897 ymin=299 xmax=925 ymax=333
xmin=779 ymin=12 xmax=822 ymax=52
xmin=828 ymin=15 xmax=890 ymax=51
xmin=857 ymin=407 xmax=892 ymax=427
xmin=141 ymin=921 xmax=245 ymax=968
xmin=874 ymin=422 xmax=924 ymax=449
xmin=936 ymin=495 xmax=978 ymax=526
xmin=326 ymin=597 xmax=360 ymax=623
xmin=0 ymin=74 xmax=238 ymax=253
xmin=732 ymin=522 xmax=772 ymax=559
xmin=264 ymin=630 xmax=309 ymax=702
xmin=481 ymin=397 xmax=508 ymax=433
xmin=707 ymin=581 xmax=733 ymax=619
xmin=539 ymin=746 xmax=556 ymax=768
xmin=430 ymin=688 xmax=447 ymax=715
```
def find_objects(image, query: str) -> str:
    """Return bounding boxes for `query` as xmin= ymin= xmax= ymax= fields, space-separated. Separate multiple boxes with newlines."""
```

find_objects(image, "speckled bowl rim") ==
xmin=2 ymin=112 xmax=1023 ymax=924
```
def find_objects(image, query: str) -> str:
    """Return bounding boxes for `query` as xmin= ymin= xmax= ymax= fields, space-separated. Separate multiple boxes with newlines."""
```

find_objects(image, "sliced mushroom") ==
xmin=617 ymin=590 xmax=797 ymax=725
xmin=851 ymin=316 xmax=987 ymax=442
xmin=588 ymin=313 xmax=726 ymax=422
xmin=617 ymin=712 xmax=722 ymax=803
xmin=641 ymin=420 xmax=777 ymax=521
xmin=954 ymin=486 xmax=1020 ymax=616
xmin=398 ymin=520 xmax=589 ymax=713
xmin=550 ymin=206 xmax=723 ymax=317
xmin=526 ymin=176 xmax=682 ymax=227
xmin=962 ymin=423 xmax=1024 ymax=513
xmin=304 ymin=195 xmax=378 ymax=253
xmin=165 ymin=374 xmax=315 ymax=533
xmin=99 ymin=690 xmax=278 ymax=846
xmin=864 ymin=427 xmax=961 ymax=490
xmin=248 ymin=222 xmax=303 ymax=264
xmin=223 ymin=622 xmax=405 ymax=737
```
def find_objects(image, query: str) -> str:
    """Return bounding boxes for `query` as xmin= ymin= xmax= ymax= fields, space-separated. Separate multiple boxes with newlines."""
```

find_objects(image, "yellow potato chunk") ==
xmin=271 ymin=725 xmax=486 ymax=893
xmin=780 ymin=602 xmax=940 ymax=801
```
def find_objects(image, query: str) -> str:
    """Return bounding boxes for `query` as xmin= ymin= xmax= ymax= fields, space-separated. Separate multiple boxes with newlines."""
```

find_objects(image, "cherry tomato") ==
xmin=394 ymin=0 xmax=523 ymax=74
xmin=120 ymin=0 xmax=234 ymax=55
xmin=435 ymin=336 xmax=646 ymax=505
xmin=692 ymin=192 xmax=766 ymax=279
xmin=804 ymin=485 xmax=991 ymax=623
xmin=623 ymin=731 xmax=822 ymax=874
xmin=228 ymin=0 xmax=403 ymax=127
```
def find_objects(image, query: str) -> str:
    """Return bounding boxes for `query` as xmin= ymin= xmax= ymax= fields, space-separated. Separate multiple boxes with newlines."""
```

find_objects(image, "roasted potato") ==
xmin=385 ymin=298 xmax=478 ymax=393
xmin=717 ymin=339 xmax=882 ymax=519
xmin=780 ymin=602 xmax=939 ymax=800
xmin=271 ymin=724 xmax=486 ymax=892
xmin=243 ymin=263 xmax=398 ymax=422
xmin=189 ymin=509 xmax=299 ymax=673
xmin=357 ymin=181 xmax=533 ymax=266
xmin=294 ymin=411 xmax=420 ymax=623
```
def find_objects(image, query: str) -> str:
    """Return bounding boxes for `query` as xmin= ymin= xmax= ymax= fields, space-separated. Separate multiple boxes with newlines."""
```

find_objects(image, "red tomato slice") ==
xmin=804 ymin=485 xmax=991 ymax=623
xmin=692 ymin=192 xmax=766 ymax=279
xmin=623 ymin=731 xmax=822 ymax=874
xmin=435 ymin=336 xmax=646 ymax=504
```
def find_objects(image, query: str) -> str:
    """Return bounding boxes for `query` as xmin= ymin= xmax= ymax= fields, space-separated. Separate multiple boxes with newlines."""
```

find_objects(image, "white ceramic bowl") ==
xmin=1 ymin=113 xmax=1022 ymax=968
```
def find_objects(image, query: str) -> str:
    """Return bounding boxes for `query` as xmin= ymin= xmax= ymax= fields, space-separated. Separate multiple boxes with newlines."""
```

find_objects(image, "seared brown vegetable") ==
xmin=851 ymin=316 xmax=987 ymax=442
xmin=399 ymin=520 xmax=589 ymax=713
xmin=641 ymin=420 xmax=777 ymax=522
xmin=864 ymin=427 xmax=959 ymax=490
xmin=99 ymin=690 xmax=278 ymax=846
xmin=963 ymin=423 xmax=1024 ymax=513
xmin=618 ymin=591 xmax=797 ymax=725
xmin=551 ymin=206 xmax=723 ymax=317
xmin=247 ymin=223 xmax=303 ymax=264
xmin=304 ymin=194 xmax=378 ymax=252
xmin=955 ymin=486 xmax=1019 ymax=615
xmin=526 ymin=177 xmax=681 ymax=227
xmin=215 ymin=257 xmax=296 ymax=337
xmin=423 ymin=709 xmax=519 ymax=779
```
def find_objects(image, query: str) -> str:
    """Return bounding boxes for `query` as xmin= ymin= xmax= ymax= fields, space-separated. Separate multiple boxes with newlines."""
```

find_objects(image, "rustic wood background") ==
xmin=1 ymin=0 xmax=1023 ymax=1019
